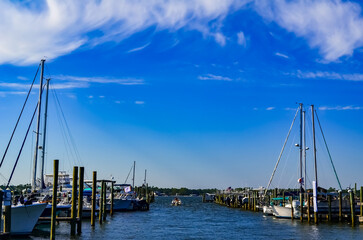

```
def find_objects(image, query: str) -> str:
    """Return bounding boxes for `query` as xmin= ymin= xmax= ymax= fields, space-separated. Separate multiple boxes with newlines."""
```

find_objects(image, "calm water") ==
xmin=25 ymin=196 xmax=363 ymax=239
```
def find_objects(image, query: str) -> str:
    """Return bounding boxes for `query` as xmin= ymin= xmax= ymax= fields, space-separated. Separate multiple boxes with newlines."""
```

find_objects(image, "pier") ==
xmin=211 ymin=187 xmax=363 ymax=226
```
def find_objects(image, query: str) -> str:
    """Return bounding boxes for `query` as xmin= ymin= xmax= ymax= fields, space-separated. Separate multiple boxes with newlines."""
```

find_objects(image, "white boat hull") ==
xmin=9 ymin=203 xmax=47 ymax=235
xmin=271 ymin=204 xmax=300 ymax=218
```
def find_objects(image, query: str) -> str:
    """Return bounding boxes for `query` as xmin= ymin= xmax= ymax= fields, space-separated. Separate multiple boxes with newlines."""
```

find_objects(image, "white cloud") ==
xmin=294 ymin=70 xmax=363 ymax=81
xmin=88 ymin=95 xmax=94 ymax=99
xmin=319 ymin=105 xmax=363 ymax=111
xmin=255 ymin=0 xmax=363 ymax=61
xmin=0 ymin=0 xmax=250 ymax=65
xmin=198 ymin=74 xmax=232 ymax=81
xmin=53 ymin=75 xmax=144 ymax=85
xmin=0 ymin=83 xmax=32 ymax=89
xmin=237 ymin=31 xmax=246 ymax=46
xmin=99 ymin=95 xmax=105 ymax=98
xmin=266 ymin=107 xmax=275 ymax=111
xmin=17 ymin=76 xmax=28 ymax=81
xmin=0 ymin=91 xmax=27 ymax=97
xmin=127 ymin=42 xmax=150 ymax=53
xmin=135 ymin=101 xmax=145 ymax=105
xmin=275 ymin=52 xmax=289 ymax=59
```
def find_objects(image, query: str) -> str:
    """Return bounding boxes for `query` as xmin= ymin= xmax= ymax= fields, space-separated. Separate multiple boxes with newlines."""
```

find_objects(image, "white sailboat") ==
xmin=1 ymin=59 xmax=48 ymax=235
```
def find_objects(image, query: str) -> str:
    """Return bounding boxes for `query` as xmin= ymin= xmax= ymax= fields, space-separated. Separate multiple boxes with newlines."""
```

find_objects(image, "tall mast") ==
xmin=303 ymin=110 xmax=306 ymax=190
xmin=40 ymin=78 xmax=50 ymax=189
xmin=299 ymin=103 xmax=303 ymax=192
xmin=311 ymin=105 xmax=318 ymax=187
xmin=32 ymin=59 xmax=45 ymax=191
xmin=132 ymin=161 xmax=136 ymax=189
xmin=144 ymin=169 xmax=147 ymax=186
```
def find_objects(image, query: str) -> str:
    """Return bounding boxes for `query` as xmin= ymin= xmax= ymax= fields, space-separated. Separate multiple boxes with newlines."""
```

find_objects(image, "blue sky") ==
xmin=0 ymin=0 xmax=363 ymax=189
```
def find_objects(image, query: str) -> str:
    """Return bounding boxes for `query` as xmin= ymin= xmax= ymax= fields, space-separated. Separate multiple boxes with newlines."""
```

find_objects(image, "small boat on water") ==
xmin=171 ymin=197 xmax=181 ymax=206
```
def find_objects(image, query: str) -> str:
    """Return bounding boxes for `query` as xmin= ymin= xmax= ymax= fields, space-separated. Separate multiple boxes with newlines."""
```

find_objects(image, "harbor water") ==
xmin=28 ymin=196 xmax=363 ymax=239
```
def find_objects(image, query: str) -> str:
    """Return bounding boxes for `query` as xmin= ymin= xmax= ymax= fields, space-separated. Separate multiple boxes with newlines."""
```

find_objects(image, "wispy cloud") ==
xmin=198 ymin=74 xmax=232 ymax=81
xmin=54 ymin=75 xmax=145 ymax=85
xmin=0 ymin=91 xmax=27 ymax=97
xmin=319 ymin=105 xmax=363 ymax=111
xmin=0 ymin=83 xmax=32 ymax=90
xmin=293 ymin=70 xmax=363 ymax=81
xmin=0 ymin=0 xmax=249 ymax=65
xmin=135 ymin=101 xmax=145 ymax=105
xmin=266 ymin=107 xmax=275 ymax=111
xmin=237 ymin=31 xmax=246 ymax=47
xmin=127 ymin=42 xmax=150 ymax=53
xmin=255 ymin=0 xmax=363 ymax=61
xmin=275 ymin=52 xmax=289 ymax=59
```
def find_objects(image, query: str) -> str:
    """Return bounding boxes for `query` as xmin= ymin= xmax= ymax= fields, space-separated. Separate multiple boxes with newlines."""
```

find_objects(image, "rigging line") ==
xmin=264 ymin=106 xmax=300 ymax=196
xmin=52 ymin=87 xmax=84 ymax=169
xmin=124 ymin=164 xmax=133 ymax=184
xmin=315 ymin=110 xmax=342 ymax=191
xmin=6 ymin=102 xmax=39 ymax=188
xmin=0 ymin=64 xmax=41 ymax=168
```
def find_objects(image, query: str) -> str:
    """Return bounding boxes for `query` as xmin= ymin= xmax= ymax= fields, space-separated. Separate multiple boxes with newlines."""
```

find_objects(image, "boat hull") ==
xmin=9 ymin=203 xmax=47 ymax=235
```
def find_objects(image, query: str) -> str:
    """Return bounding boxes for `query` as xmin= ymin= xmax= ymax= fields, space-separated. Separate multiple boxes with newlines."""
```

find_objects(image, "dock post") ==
xmin=328 ymin=194 xmax=332 ymax=222
xmin=307 ymin=193 xmax=311 ymax=222
xmin=282 ymin=191 xmax=285 ymax=207
xmin=339 ymin=191 xmax=342 ymax=222
xmin=253 ymin=192 xmax=256 ymax=211
xmin=77 ymin=167 xmax=84 ymax=234
xmin=3 ymin=205 xmax=11 ymax=234
xmin=110 ymin=181 xmax=114 ymax=216
xmin=300 ymin=193 xmax=303 ymax=222
xmin=99 ymin=180 xmax=104 ymax=224
xmin=70 ymin=166 xmax=78 ymax=236
xmin=350 ymin=191 xmax=355 ymax=226
xmin=91 ymin=171 xmax=97 ymax=226
xmin=0 ymin=190 xmax=2 ymax=233
xmin=360 ymin=186 xmax=363 ymax=216
xmin=50 ymin=160 xmax=59 ymax=240
xmin=290 ymin=196 xmax=294 ymax=220
xmin=102 ymin=181 xmax=107 ymax=221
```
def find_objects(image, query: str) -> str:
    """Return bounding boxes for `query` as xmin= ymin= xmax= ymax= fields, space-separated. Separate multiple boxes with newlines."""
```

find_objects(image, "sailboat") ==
xmin=264 ymin=104 xmax=342 ymax=219
xmin=0 ymin=59 xmax=49 ymax=235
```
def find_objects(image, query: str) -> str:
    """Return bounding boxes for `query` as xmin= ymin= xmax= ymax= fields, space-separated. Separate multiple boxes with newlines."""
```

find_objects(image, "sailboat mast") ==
xmin=299 ymin=103 xmax=303 ymax=192
xmin=40 ymin=78 xmax=50 ymax=188
xmin=132 ymin=161 xmax=136 ymax=189
xmin=144 ymin=169 xmax=147 ymax=185
xmin=303 ymin=110 xmax=306 ymax=190
xmin=311 ymin=105 xmax=318 ymax=187
xmin=32 ymin=59 xmax=45 ymax=191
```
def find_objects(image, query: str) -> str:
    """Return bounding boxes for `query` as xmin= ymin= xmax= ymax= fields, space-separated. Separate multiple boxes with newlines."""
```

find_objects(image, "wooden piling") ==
xmin=282 ymin=191 xmax=285 ymax=207
xmin=110 ymin=181 xmax=114 ymax=216
xmin=99 ymin=180 xmax=104 ymax=224
xmin=4 ymin=205 xmax=11 ymax=234
xmin=290 ymin=196 xmax=294 ymax=220
xmin=0 ymin=190 xmax=2 ymax=233
xmin=91 ymin=171 xmax=97 ymax=226
xmin=102 ymin=181 xmax=107 ymax=221
xmin=350 ymin=191 xmax=355 ymax=226
xmin=50 ymin=160 xmax=59 ymax=240
xmin=77 ymin=167 xmax=84 ymax=234
xmin=328 ymin=195 xmax=332 ymax=222
xmin=300 ymin=193 xmax=303 ymax=222
xmin=360 ymin=186 xmax=363 ymax=216
xmin=253 ymin=192 xmax=256 ymax=212
xmin=339 ymin=191 xmax=342 ymax=222
xmin=307 ymin=194 xmax=311 ymax=222
xmin=70 ymin=166 xmax=78 ymax=236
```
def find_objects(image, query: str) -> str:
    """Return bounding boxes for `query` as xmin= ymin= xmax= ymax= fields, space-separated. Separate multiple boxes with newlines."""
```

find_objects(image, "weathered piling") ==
xmin=110 ymin=181 xmax=114 ymax=216
xmin=91 ymin=171 xmax=97 ymax=226
xmin=339 ymin=191 xmax=342 ymax=222
xmin=77 ymin=167 xmax=84 ymax=234
xmin=300 ymin=193 xmax=303 ymax=222
xmin=4 ymin=205 xmax=11 ymax=234
xmin=71 ymin=166 xmax=78 ymax=236
xmin=282 ymin=191 xmax=285 ymax=207
xmin=0 ymin=190 xmax=3 ymax=233
xmin=360 ymin=186 xmax=363 ymax=216
xmin=99 ymin=180 xmax=104 ymax=224
xmin=307 ymin=193 xmax=311 ymax=222
xmin=350 ymin=191 xmax=355 ymax=225
xmin=50 ymin=160 xmax=59 ymax=240
xmin=290 ymin=196 xmax=294 ymax=220
xmin=328 ymin=195 xmax=332 ymax=222
xmin=102 ymin=181 xmax=107 ymax=221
